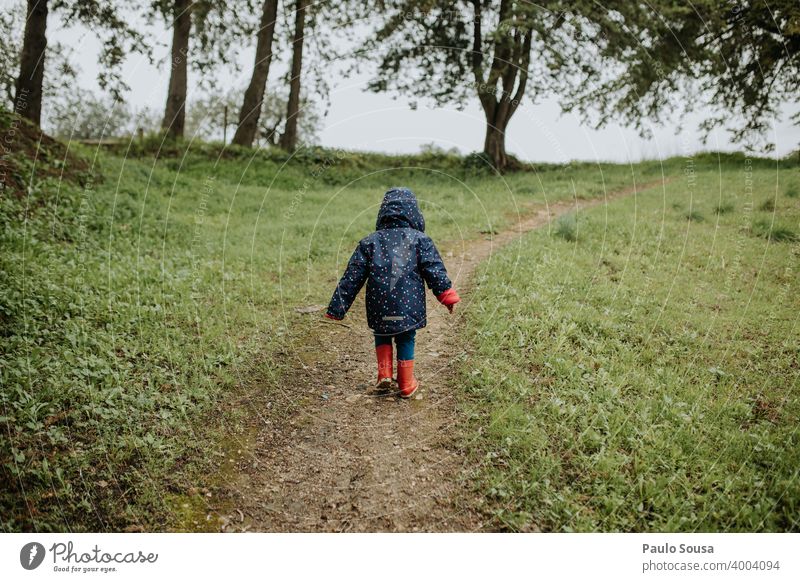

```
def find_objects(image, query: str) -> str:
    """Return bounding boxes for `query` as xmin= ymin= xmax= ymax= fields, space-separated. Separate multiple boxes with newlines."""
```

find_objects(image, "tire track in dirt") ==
xmin=214 ymin=178 xmax=666 ymax=532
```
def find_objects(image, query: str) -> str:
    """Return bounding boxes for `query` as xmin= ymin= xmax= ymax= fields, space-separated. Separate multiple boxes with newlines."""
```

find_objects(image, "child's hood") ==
xmin=375 ymin=187 xmax=425 ymax=232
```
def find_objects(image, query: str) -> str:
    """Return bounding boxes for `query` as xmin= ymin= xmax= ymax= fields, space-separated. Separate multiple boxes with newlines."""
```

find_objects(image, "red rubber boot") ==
xmin=397 ymin=359 xmax=419 ymax=398
xmin=376 ymin=344 xmax=393 ymax=390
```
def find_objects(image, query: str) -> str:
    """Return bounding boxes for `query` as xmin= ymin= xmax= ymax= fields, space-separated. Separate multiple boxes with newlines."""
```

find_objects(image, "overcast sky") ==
xmin=39 ymin=7 xmax=800 ymax=163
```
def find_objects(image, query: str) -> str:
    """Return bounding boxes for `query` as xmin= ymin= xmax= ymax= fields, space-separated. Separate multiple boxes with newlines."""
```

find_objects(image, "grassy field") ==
xmin=462 ymin=158 xmax=799 ymax=531
xmin=1 ymin=113 xmax=672 ymax=531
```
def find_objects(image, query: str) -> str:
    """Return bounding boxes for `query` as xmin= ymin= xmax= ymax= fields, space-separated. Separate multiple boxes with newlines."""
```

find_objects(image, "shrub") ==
xmin=684 ymin=209 xmax=705 ymax=222
xmin=461 ymin=151 xmax=494 ymax=172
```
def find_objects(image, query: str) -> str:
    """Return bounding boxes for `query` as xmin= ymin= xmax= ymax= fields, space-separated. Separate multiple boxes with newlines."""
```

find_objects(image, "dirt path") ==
xmin=212 ymin=180 xmax=664 ymax=532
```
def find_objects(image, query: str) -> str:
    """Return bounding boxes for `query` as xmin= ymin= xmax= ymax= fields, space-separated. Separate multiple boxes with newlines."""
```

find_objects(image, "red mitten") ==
xmin=436 ymin=288 xmax=461 ymax=313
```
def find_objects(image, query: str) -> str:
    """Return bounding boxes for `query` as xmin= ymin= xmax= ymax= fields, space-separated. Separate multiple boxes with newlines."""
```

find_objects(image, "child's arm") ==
xmin=418 ymin=235 xmax=461 ymax=312
xmin=325 ymin=241 xmax=370 ymax=320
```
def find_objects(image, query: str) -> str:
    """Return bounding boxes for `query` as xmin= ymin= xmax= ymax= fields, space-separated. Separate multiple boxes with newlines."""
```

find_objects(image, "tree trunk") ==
xmin=232 ymin=0 xmax=279 ymax=147
xmin=162 ymin=0 xmax=192 ymax=138
xmin=483 ymin=121 xmax=508 ymax=170
xmin=14 ymin=0 xmax=48 ymax=125
xmin=478 ymin=26 xmax=531 ymax=172
xmin=278 ymin=0 xmax=307 ymax=152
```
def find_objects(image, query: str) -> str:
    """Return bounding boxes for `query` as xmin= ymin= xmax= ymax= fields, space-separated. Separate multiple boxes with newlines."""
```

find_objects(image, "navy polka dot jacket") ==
xmin=326 ymin=187 xmax=454 ymax=335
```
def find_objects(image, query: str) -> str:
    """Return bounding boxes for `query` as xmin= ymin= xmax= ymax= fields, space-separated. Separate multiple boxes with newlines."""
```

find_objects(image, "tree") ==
xmin=2 ymin=3 xmax=77 ymax=115
xmin=362 ymin=0 xmax=566 ymax=171
xmin=232 ymin=0 xmax=279 ymax=147
xmin=12 ymin=0 xmax=145 ymax=126
xmin=471 ymin=0 xmax=535 ymax=170
xmin=155 ymin=0 xmax=258 ymax=139
xmin=185 ymin=86 xmax=322 ymax=144
xmin=46 ymin=88 xmax=133 ymax=139
xmin=161 ymin=0 xmax=193 ymax=138
xmin=560 ymin=1 xmax=800 ymax=151
xmin=184 ymin=90 xmax=239 ymax=140
xmin=364 ymin=1 xmax=798 ymax=168
xmin=258 ymin=89 xmax=322 ymax=146
xmin=278 ymin=0 xmax=308 ymax=152
xmin=14 ymin=0 xmax=48 ymax=123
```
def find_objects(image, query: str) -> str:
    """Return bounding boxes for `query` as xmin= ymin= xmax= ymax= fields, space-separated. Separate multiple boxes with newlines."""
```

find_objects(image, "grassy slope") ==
xmin=1 ymin=135 xmax=663 ymax=531
xmin=462 ymin=159 xmax=799 ymax=531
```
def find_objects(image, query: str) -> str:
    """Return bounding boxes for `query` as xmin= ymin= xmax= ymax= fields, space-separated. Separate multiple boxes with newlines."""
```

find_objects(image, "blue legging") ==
xmin=375 ymin=329 xmax=416 ymax=360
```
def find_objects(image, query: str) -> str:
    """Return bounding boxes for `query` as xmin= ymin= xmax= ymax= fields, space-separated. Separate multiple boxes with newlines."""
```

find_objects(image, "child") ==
xmin=325 ymin=187 xmax=460 ymax=398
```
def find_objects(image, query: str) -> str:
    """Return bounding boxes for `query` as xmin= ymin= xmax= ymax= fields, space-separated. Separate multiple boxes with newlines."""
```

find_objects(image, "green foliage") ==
xmin=461 ymin=151 xmax=496 ymax=173
xmin=0 ymin=134 xmax=665 ymax=531
xmin=759 ymin=198 xmax=776 ymax=212
xmin=561 ymin=1 xmax=800 ymax=150
xmin=684 ymin=209 xmax=705 ymax=222
xmin=0 ymin=109 xmax=93 ymax=196
xmin=553 ymin=213 xmax=578 ymax=241
xmin=148 ymin=0 xmax=259 ymax=77
xmin=751 ymin=218 xmax=798 ymax=243
xmin=714 ymin=202 xmax=735 ymax=215
xmin=360 ymin=1 xmax=578 ymax=168
xmin=183 ymin=87 xmax=322 ymax=145
xmin=462 ymin=164 xmax=799 ymax=531
xmin=0 ymin=4 xmax=21 ymax=104
xmin=786 ymin=182 xmax=799 ymax=198
xmin=49 ymin=0 xmax=149 ymax=100
xmin=46 ymin=88 xmax=147 ymax=140
xmin=2 ymin=129 xmax=795 ymax=532
xmin=0 ymin=3 xmax=80 ymax=112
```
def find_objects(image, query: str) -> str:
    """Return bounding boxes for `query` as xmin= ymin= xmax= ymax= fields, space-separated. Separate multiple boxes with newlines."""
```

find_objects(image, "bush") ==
xmin=461 ymin=151 xmax=495 ymax=172
xmin=684 ymin=209 xmax=705 ymax=222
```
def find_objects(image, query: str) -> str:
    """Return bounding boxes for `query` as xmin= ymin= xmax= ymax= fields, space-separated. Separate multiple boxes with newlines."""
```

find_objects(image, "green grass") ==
xmin=759 ymin=198 xmax=776 ymax=212
xmin=461 ymin=163 xmax=800 ymax=531
xmin=714 ymin=202 xmax=735 ymax=215
xmin=750 ymin=218 xmax=798 ymax=243
xmin=554 ymin=213 xmax=579 ymax=242
xmin=1 ymin=130 xmax=669 ymax=531
xmin=3 ymin=118 xmax=797 ymax=532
